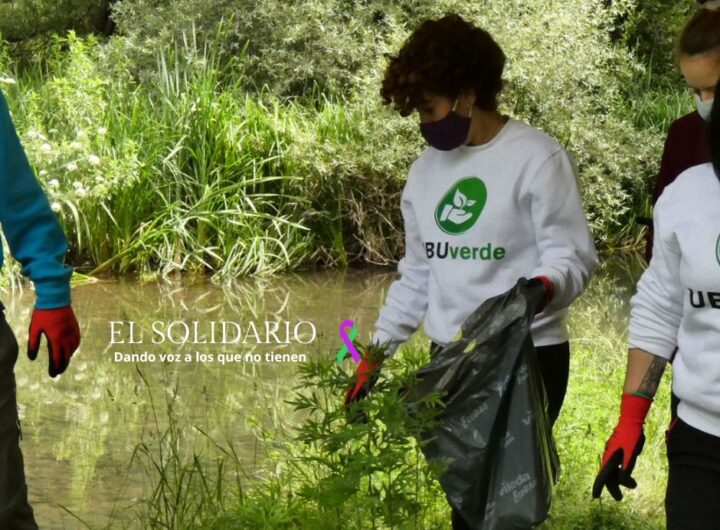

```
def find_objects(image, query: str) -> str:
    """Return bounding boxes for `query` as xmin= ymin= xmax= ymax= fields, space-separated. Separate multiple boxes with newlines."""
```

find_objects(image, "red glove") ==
xmin=533 ymin=275 xmax=554 ymax=314
xmin=526 ymin=276 xmax=554 ymax=314
xmin=344 ymin=356 xmax=382 ymax=405
xmin=592 ymin=393 xmax=652 ymax=501
xmin=27 ymin=306 xmax=81 ymax=378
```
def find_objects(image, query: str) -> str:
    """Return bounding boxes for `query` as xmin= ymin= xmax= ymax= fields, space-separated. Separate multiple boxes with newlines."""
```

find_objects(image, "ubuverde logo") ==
xmin=716 ymin=233 xmax=720 ymax=266
xmin=435 ymin=177 xmax=487 ymax=234
xmin=426 ymin=176 xmax=507 ymax=261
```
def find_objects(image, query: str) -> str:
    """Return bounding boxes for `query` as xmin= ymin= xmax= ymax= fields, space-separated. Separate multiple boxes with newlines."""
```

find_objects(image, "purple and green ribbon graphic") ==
xmin=336 ymin=319 xmax=360 ymax=363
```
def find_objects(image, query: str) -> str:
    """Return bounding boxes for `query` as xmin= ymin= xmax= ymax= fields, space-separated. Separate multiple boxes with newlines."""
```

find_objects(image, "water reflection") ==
xmin=7 ymin=255 xmax=645 ymax=529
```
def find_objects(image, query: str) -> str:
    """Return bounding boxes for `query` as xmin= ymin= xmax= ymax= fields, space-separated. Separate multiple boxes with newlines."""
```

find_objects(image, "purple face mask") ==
xmin=419 ymin=98 xmax=472 ymax=151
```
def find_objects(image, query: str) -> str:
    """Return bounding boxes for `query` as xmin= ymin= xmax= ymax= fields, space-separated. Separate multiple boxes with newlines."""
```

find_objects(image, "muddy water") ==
xmin=7 ymin=255 xmax=645 ymax=529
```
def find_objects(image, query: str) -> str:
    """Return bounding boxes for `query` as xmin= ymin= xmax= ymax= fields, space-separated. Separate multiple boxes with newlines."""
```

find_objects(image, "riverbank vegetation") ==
xmin=0 ymin=0 xmax=701 ymax=282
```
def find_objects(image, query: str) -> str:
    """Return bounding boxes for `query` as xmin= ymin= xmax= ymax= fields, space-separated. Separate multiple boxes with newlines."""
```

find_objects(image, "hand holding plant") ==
xmin=343 ymin=339 xmax=390 ymax=405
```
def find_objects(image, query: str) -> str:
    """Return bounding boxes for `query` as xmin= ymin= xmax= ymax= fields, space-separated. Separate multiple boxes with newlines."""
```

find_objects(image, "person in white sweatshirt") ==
xmin=593 ymin=78 xmax=720 ymax=530
xmin=341 ymin=14 xmax=599 ymax=530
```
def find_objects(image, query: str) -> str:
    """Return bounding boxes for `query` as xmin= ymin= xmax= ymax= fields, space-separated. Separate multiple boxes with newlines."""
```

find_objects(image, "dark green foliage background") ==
xmin=0 ymin=0 xmax=702 ymax=279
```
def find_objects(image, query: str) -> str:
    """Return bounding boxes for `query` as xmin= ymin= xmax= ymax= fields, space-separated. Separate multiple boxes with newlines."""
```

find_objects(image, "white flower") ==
xmin=26 ymin=130 xmax=39 ymax=139
xmin=0 ymin=77 xmax=16 ymax=85
xmin=50 ymin=202 xmax=61 ymax=212
xmin=69 ymin=141 xmax=82 ymax=150
xmin=39 ymin=169 xmax=48 ymax=177
xmin=73 ymin=180 xmax=87 ymax=197
xmin=66 ymin=162 xmax=78 ymax=172
xmin=48 ymin=179 xmax=59 ymax=188
xmin=87 ymin=154 xmax=101 ymax=166
xmin=40 ymin=143 xmax=52 ymax=153
xmin=97 ymin=127 xmax=107 ymax=135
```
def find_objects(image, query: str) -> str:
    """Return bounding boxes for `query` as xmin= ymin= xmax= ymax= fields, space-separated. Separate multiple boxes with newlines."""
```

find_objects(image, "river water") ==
xmin=7 ymin=255 xmax=645 ymax=529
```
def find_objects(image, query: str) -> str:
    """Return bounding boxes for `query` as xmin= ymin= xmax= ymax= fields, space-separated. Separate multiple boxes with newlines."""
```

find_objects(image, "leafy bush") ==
xmin=110 ymin=0 xmax=674 ymax=249
xmin=621 ymin=0 xmax=698 ymax=89
xmin=0 ymin=0 xmax=109 ymax=43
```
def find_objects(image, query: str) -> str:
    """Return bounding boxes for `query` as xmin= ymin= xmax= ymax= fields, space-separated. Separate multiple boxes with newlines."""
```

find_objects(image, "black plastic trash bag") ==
xmin=406 ymin=278 xmax=560 ymax=530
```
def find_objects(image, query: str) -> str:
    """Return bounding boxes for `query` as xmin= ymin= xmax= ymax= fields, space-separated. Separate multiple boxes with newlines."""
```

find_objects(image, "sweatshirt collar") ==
xmin=457 ymin=117 xmax=514 ymax=153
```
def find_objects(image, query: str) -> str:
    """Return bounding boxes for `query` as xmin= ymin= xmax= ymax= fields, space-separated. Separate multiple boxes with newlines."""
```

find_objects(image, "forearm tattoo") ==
xmin=637 ymin=356 xmax=668 ymax=398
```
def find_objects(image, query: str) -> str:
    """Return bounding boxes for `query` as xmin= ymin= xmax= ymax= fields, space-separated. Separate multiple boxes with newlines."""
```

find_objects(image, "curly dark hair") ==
xmin=380 ymin=14 xmax=506 ymax=117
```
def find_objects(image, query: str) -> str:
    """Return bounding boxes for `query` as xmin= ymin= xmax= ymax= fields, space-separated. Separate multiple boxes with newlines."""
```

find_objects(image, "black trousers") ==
xmin=429 ymin=340 xmax=570 ymax=530
xmin=0 ymin=311 xmax=38 ymax=529
xmin=665 ymin=417 xmax=720 ymax=529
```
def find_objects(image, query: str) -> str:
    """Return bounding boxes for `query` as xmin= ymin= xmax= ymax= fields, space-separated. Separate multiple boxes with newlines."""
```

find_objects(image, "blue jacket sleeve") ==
xmin=0 ymin=89 xmax=72 ymax=309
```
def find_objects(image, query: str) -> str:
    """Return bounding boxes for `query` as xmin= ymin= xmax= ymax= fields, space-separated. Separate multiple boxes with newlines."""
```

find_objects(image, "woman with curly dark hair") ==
xmin=342 ymin=13 xmax=598 ymax=529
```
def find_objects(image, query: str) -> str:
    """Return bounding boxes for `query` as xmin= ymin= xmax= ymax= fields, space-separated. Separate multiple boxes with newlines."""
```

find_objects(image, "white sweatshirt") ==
xmin=629 ymin=163 xmax=720 ymax=437
xmin=371 ymin=118 xmax=599 ymax=356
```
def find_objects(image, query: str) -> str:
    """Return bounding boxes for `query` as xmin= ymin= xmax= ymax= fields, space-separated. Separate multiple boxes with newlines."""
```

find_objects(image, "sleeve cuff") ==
xmin=628 ymin=336 xmax=676 ymax=361
xmin=33 ymin=278 xmax=72 ymax=309
xmin=529 ymin=269 xmax=564 ymax=308
xmin=371 ymin=329 xmax=403 ymax=358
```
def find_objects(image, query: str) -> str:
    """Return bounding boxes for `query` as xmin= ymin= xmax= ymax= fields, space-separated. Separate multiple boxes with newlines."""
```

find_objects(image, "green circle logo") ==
xmin=435 ymin=177 xmax=487 ymax=235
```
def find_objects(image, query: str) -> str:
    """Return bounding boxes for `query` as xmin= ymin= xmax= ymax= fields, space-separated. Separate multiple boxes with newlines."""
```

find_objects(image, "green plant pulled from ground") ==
xmin=133 ymin=345 xmax=451 ymax=530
